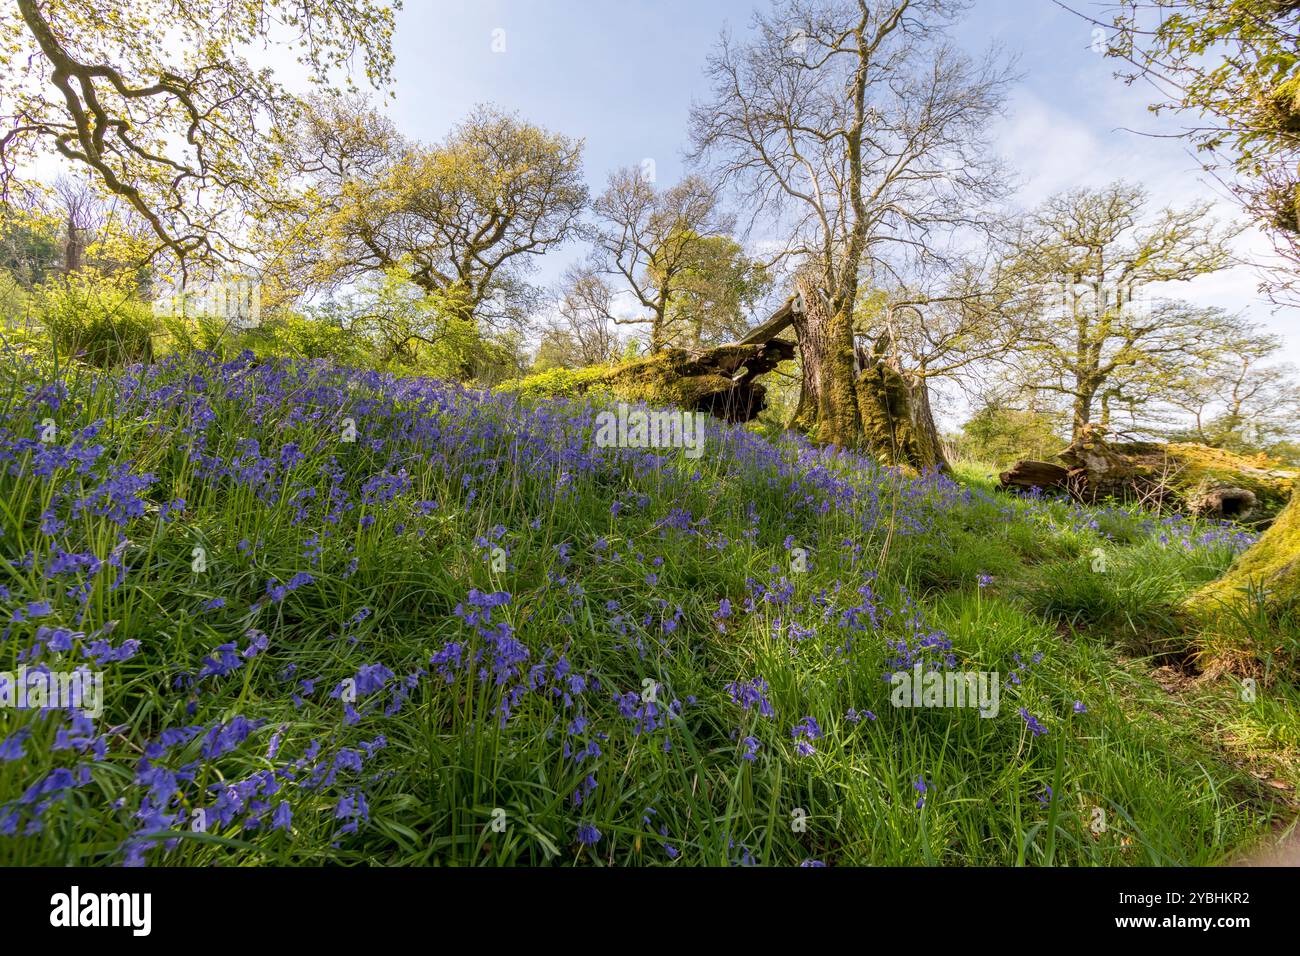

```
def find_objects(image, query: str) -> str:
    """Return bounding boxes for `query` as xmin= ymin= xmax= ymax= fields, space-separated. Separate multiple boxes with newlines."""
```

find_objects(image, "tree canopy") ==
xmin=1079 ymin=0 xmax=1300 ymax=301
xmin=1 ymin=1 xmax=399 ymax=271
xmin=285 ymin=103 xmax=587 ymax=335
xmin=1007 ymin=181 xmax=1238 ymax=439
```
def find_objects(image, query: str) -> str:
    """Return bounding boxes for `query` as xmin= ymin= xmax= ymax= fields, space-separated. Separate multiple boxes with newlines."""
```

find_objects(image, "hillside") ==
xmin=0 ymin=350 xmax=1295 ymax=866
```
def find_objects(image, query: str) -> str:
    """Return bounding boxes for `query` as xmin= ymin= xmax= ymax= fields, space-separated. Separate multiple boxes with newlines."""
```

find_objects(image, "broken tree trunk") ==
xmin=601 ymin=339 xmax=797 ymax=422
xmin=784 ymin=273 xmax=947 ymax=471
xmin=512 ymin=339 xmax=797 ymax=423
xmin=908 ymin=369 xmax=950 ymax=473
xmin=518 ymin=281 xmax=949 ymax=472
xmin=789 ymin=271 xmax=864 ymax=449
xmin=853 ymin=349 xmax=949 ymax=472
xmin=736 ymin=295 xmax=797 ymax=345
xmin=1057 ymin=425 xmax=1295 ymax=522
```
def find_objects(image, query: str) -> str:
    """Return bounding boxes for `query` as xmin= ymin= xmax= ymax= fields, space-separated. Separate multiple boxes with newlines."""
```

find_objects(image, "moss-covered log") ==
xmin=508 ymin=339 xmax=796 ymax=422
xmin=596 ymin=340 xmax=796 ymax=421
xmin=999 ymin=459 xmax=1069 ymax=491
xmin=1003 ymin=424 xmax=1297 ymax=523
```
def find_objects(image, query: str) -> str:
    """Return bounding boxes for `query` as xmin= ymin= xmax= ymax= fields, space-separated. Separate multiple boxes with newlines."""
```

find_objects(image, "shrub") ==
xmin=500 ymin=364 xmax=614 ymax=402
xmin=248 ymin=312 xmax=374 ymax=366
xmin=157 ymin=309 xmax=242 ymax=356
xmin=33 ymin=268 xmax=155 ymax=366
xmin=956 ymin=404 xmax=1067 ymax=468
xmin=0 ymin=268 xmax=27 ymax=321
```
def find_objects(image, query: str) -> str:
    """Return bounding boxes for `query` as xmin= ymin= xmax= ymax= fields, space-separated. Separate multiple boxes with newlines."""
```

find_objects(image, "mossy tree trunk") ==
xmin=855 ymin=352 xmax=948 ymax=472
xmin=790 ymin=271 xmax=864 ymax=448
xmin=1189 ymin=495 xmax=1300 ymax=612
xmin=1071 ymin=388 xmax=1095 ymax=444
xmin=787 ymin=272 xmax=947 ymax=471
xmin=649 ymin=299 xmax=668 ymax=353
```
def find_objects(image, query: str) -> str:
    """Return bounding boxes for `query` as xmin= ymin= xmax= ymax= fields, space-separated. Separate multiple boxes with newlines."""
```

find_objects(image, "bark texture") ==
xmin=854 ymin=351 xmax=947 ymax=471
xmin=790 ymin=272 xmax=863 ymax=449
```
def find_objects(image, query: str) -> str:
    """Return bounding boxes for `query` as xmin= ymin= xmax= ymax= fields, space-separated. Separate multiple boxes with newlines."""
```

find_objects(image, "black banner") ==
xmin=0 ymin=865 xmax=1279 ymax=943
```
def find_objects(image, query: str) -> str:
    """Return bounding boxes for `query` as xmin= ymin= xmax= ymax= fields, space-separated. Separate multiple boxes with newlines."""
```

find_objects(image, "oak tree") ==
xmin=1008 ymin=182 xmax=1238 ymax=441
xmin=0 ymin=0 xmax=399 ymax=270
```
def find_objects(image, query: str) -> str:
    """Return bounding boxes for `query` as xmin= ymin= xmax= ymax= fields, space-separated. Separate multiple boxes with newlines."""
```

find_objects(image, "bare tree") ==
xmin=688 ymin=0 xmax=1012 ymax=462
xmin=535 ymin=265 xmax=623 ymax=368
xmin=51 ymin=177 xmax=104 ymax=274
xmin=1161 ymin=322 xmax=1300 ymax=453
xmin=1007 ymin=182 xmax=1238 ymax=441
xmin=585 ymin=169 xmax=733 ymax=352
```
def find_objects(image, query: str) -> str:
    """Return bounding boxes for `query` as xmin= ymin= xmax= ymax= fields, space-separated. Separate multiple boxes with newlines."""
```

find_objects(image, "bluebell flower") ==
xmin=725 ymin=677 xmax=773 ymax=717
xmin=791 ymin=716 xmax=822 ymax=740
xmin=1019 ymin=708 xmax=1048 ymax=737
xmin=0 ymin=729 xmax=30 ymax=762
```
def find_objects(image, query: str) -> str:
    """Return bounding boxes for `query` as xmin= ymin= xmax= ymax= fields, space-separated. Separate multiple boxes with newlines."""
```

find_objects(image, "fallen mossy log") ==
xmin=507 ymin=339 xmax=797 ymax=423
xmin=1000 ymin=424 xmax=1296 ymax=523
xmin=998 ymin=459 xmax=1070 ymax=492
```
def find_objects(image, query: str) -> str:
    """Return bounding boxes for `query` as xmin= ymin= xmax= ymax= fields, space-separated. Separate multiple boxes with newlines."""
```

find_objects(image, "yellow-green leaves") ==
xmin=2 ymin=0 xmax=400 ymax=269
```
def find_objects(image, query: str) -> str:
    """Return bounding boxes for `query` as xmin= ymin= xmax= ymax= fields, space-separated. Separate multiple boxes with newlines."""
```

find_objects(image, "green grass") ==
xmin=0 ymin=353 xmax=1294 ymax=866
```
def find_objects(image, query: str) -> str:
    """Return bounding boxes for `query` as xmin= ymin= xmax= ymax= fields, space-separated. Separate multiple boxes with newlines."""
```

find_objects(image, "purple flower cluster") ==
xmin=0 ymin=348 xmax=1248 ymax=866
xmin=725 ymin=676 xmax=774 ymax=717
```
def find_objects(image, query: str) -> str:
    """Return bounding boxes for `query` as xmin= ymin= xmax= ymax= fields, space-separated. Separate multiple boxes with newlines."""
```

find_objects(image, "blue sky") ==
xmin=386 ymin=0 xmax=1098 ymax=195
xmin=376 ymin=0 xmax=1298 ymax=374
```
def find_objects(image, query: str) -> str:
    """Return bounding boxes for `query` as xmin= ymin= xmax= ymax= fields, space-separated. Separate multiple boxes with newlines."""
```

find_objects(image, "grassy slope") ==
xmin=0 ymin=351 xmax=1295 ymax=866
